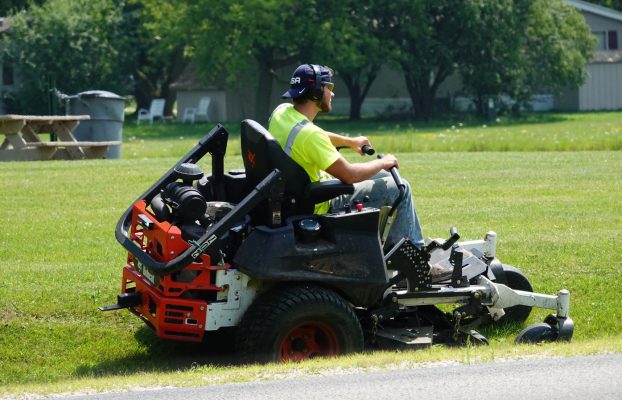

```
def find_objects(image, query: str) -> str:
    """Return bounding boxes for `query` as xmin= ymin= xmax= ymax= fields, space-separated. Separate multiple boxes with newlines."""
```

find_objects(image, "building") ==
xmin=556 ymin=0 xmax=622 ymax=110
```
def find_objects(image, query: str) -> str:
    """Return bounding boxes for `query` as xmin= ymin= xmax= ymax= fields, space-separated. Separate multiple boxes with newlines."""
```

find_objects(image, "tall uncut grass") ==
xmin=0 ymin=112 xmax=621 ymax=396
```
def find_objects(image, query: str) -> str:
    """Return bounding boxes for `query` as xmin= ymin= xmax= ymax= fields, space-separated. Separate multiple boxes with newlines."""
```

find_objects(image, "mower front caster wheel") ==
xmin=515 ymin=315 xmax=574 ymax=344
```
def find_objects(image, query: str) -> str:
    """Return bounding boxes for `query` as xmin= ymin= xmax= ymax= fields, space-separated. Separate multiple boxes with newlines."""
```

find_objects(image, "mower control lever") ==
xmin=442 ymin=227 xmax=461 ymax=250
xmin=377 ymin=153 xmax=405 ymax=217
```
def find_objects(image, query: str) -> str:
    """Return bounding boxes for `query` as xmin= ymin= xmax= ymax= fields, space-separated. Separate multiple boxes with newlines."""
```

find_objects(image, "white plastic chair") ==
xmin=137 ymin=98 xmax=165 ymax=124
xmin=183 ymin=97 xmax=211 ymax=124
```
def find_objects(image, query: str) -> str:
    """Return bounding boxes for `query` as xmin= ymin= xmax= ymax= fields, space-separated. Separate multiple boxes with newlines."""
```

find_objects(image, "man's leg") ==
xmin=330 ymin=171 xmax=424 ymax=248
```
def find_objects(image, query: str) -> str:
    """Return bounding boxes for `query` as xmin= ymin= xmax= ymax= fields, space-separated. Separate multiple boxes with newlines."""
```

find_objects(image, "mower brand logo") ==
xmin=191 ymin=234 xmax=217 ymax=258
xmin=291 ymin=77 xmax=301 ymax=84
xmin=246 ymin=149 xmax=256 ymax=167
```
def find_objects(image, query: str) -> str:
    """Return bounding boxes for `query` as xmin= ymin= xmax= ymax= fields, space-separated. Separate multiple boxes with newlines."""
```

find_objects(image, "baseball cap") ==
xmin=282 ymin=64 xmax=333 ymax=99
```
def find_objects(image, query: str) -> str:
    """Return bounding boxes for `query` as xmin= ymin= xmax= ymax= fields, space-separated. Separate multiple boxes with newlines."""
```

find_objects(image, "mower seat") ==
xmin=240 ymin=119 xmax=354 ymax=225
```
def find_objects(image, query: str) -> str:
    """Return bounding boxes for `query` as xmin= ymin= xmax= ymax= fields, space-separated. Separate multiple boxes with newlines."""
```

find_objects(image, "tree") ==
xmin=377 ymin=1 xmax=479 ymax=121
xmin=174 ymin=0 xmax=315 ymax=122
xmin=0 ymin=0 xmax=43 ymax=15
xmin=313 ymin=0 xmax=387 ymax=120
xmin=133 ymin=0 xmax=191 ymax=116
xmin=2 ymin=0 xmax=136 ymax=114
xmin=462 ymin=0 xmax=595 ymax=115
xmin=521 ymin=1 xmax=595 ymax=96
xmin=458 ymin=0 xmax=531 ymax=116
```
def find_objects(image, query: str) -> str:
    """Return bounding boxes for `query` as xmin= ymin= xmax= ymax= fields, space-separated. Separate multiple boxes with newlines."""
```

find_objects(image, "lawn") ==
xmin=120 ymin=111 xmax=622 ymax=159
xmin=0 ymin=111 xmax=621 ymax=396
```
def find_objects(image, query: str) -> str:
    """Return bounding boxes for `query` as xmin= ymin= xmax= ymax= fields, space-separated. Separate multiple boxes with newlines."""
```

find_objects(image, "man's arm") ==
xmin=326 ymin=154 xmax=399 ymax=184
xmin=325 ymin=132 xmax=370 ymax=156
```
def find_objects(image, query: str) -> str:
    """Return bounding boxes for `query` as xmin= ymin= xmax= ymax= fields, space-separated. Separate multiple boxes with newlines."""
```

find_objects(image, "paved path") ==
xmin=62 ymin=353 xmax=622 ymax=400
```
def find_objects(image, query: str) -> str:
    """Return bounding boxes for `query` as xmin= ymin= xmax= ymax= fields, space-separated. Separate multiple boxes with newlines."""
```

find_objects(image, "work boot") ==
xmin=429 ymin=263 xmax=453 ymax=283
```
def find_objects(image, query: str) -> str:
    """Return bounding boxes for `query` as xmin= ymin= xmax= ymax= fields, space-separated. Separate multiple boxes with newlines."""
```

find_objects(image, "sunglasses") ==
xmin=324 ymin=82 xmax=335 ymax=92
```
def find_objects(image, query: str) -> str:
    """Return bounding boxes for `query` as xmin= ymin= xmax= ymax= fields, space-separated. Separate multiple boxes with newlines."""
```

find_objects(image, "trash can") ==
xmin=66 ymin=90 xmax=125 ymax=159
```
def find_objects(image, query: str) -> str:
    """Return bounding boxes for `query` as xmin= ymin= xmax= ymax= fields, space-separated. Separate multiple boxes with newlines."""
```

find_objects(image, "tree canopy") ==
xmin=2 ymin=0 xmax=136 ymax=114
xmin=1 ymin=0 xmax=599 ymax=120
xmin=460 ymin=0 xmax=595 ymax=116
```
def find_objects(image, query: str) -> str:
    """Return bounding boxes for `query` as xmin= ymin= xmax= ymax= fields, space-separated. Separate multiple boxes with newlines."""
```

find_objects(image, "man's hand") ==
xmin=350 ymin=136 xmax=371 ymax=156
xmin=380 ymin=154 xmax=399 ymax=170
xmin=326 ymin=132 xmax=371 ymax=156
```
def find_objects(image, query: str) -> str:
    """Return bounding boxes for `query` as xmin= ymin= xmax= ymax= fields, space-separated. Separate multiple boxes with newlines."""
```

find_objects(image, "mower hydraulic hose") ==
xmin=116 ymin=169 xmax=284 ymax=276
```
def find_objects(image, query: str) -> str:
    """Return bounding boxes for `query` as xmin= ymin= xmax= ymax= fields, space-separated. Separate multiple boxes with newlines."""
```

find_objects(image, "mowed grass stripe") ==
xmin=1 ymin=150 xmax=620 ymax=389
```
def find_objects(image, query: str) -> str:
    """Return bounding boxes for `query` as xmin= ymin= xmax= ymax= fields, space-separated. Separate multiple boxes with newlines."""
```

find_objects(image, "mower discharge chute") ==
xmin=102 ymin=121 xmax=574 ymax=362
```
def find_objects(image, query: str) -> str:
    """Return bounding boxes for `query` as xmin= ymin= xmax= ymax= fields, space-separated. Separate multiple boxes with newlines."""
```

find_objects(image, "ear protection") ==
xmin=308 ymin=64 xmax=324 ymax=101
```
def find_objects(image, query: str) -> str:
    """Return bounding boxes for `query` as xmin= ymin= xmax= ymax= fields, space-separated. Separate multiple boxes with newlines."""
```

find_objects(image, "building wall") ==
xmin=176 ymin=90 xmax=227 ymax=122
xmin=579 ymin=63 xmax=622 ymax=109
xmin=582 ymin=12 xmax=622 ymax=47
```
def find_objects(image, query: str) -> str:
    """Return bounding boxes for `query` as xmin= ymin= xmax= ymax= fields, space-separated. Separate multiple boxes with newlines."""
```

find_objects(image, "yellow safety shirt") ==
xmin=268 ymin=103 xmax=340 ymax=214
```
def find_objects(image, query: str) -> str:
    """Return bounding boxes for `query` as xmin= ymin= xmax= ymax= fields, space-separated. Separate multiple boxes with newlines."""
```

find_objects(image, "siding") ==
xmin=579 ymin=63 xmax=622 ymax=110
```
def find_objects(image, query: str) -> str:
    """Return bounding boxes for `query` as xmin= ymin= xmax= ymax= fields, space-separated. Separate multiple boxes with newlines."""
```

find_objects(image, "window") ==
xmin=593 ymin=30 xmax=619 ymax=50
xmin=608 ymin=30 xmax=618 ymax=50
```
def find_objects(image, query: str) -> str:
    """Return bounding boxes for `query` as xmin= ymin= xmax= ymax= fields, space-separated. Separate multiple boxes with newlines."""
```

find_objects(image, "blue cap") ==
xmin=282 ymin=64 xmax=333 ymax=99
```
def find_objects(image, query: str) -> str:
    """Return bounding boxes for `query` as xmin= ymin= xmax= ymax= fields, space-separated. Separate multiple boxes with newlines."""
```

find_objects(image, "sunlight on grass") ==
xmin=0 ymin=112 xmax=621 ymax=396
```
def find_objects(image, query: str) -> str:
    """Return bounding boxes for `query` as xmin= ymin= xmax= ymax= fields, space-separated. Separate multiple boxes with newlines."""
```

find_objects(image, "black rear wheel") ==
xmin=497 ymin=264 xmax=533 ymax=324
xmin=235 ymin=285 xmax=363 ymax=363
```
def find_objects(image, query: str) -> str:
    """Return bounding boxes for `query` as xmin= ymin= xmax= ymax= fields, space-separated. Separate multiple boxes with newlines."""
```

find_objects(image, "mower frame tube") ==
xmin=396 ymin=277 xmax=571 ymax=321
xmin=116 ymin=169 xmax=284 ymax=276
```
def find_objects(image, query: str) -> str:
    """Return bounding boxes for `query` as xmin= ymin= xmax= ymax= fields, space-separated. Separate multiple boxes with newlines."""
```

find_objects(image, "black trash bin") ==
xmin=66 ymin=90 xmax=125 ymax=159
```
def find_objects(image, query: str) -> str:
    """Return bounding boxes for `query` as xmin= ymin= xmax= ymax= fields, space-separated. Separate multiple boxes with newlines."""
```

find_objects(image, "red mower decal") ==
xmin=246 ymin=149 xmax=256 ymax=168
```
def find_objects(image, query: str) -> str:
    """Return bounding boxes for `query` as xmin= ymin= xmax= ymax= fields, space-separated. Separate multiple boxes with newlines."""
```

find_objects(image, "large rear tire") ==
xmin=497 ymin=264 xmax=533 ymax=324
xmin=235 ymin=285 xmax=363 ymax=363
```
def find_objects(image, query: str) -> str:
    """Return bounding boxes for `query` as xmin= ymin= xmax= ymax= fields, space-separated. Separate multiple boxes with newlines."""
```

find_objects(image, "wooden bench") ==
xmin=29 ymin=140 xmax=122 ymax=160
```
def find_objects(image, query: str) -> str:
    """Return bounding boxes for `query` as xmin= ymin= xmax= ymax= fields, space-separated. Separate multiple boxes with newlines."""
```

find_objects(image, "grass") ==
xmin=120 ymin=111 xmax=622 ymax=159
xmin=0 ymin=111 xmax=621 ymax=397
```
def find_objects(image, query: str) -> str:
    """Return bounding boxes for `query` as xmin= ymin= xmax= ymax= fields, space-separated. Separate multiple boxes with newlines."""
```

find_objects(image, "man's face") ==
xmin=319 ymin=83 xmax=334 ymax=113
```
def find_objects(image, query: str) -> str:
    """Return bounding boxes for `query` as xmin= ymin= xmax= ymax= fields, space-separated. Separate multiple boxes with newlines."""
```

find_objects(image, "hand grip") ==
xmin=361 ymin=144 xmax=375 ymax=156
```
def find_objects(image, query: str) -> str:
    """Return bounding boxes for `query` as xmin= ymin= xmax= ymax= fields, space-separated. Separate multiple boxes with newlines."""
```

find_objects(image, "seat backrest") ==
xmin=197 ymin=97 xmax=211 ymax=115
xmin=240 ymin=119 xmax=314 ymax=223
xmin=150 ymin=99 xmax=165 ymax=116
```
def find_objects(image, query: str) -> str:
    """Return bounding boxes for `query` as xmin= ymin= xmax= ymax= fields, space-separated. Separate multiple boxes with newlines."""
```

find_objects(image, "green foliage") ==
xmin=2 ymin=0 xmax=136 ymax=114
xmin=151 ymin=0 xmax=316 ymax=121
xmin=585 ymin=0 xmax=622 ymax=11
xmin=459 ymin=0 xmax=529 ymax=114
xmin=377 ymin=0 xmax=480 ymax=120
xmin=313 ymin=1 xmax=388 ymax=120
xmin=0 ymin=0 xmax=43 ymax=15
xmin=460 ymin=0 xmax=595 ymax=115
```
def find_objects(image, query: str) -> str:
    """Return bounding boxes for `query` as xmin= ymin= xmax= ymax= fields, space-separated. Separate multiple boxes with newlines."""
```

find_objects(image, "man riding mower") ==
xmin=102 ymin=120 xmax=574 ymax=362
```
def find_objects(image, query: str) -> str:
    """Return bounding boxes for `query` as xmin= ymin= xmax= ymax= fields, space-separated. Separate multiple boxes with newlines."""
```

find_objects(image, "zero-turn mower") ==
xmin=102 ymin=120 xmax=574 ymax=362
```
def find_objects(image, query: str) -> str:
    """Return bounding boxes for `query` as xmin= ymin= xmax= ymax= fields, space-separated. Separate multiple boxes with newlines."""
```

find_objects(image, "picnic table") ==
xmin=0 ymin=115 xmax=121 ymax=161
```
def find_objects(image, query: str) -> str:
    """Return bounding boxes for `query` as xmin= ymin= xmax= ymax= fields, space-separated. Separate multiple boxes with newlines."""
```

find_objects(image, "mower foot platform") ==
xmin=374 ymin=326 xmax=434 ymax=349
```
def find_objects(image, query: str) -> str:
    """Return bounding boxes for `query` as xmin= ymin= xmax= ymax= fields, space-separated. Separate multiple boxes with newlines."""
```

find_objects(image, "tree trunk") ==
xmin=342 ymin=67 xmax=379 ymax=121
xmin=403 ymin=66 xmax=451 ymax=121
xmin=255 ymin=58 xmax=274 ymax=124
xmin=161 ymin=46 xmax=188 ymax=118
xmin=347 ymin=82 xmax=363 ymax=120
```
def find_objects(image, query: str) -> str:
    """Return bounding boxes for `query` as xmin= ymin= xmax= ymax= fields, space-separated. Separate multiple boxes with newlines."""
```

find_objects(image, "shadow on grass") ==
xmin=123 ymin=112 xmax=573 ymax=141
xmin=73 ymin=320 xmax=528 ymax=380
xmin=304 ymin=112 xmax=571 ymax=136
xmin=74 ymin=326 xmax=242 ymax=379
